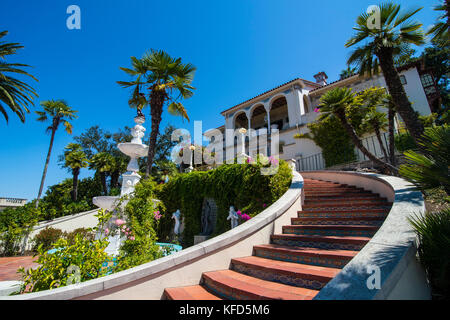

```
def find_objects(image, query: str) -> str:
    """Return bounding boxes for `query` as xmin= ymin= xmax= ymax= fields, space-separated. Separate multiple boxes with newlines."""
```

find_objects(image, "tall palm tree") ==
xmin=89 ymin=152 xmax=114 ymax=195
xmin=0 ymin=30 xmax=38 ymax=123
xmin=60 ymin=143 xmax=89 ymax=201
xmin=426 ymin=0 xmax=449 ymax=48
xmin=118 ymin=49 xmax=196 ymax=178
xmin=35 ymin=100 xmax=77 ymax=208
xmin=319 ymin=87 xmax=397 ymax=174
xmin=345 ymin=2 xmax=426 ymax=144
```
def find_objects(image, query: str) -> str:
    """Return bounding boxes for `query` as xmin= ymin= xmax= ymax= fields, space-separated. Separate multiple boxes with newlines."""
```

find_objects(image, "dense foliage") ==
xmin=0 ymin=203 xmax=39 ymax=256
xmin=399 ymin=125 xmax=450 ymax=194
xmin=115 ymin=179 xmax=164 ymax=270
xmin=295 ymin=116 xmax=357 ymax=167
xmin=409 ymin=208 xmax=450 ymax=299
xmin=155 ymin=158 xmax=292 ymax=247
xmin=18 ymin=234 xmax=109 ymax=293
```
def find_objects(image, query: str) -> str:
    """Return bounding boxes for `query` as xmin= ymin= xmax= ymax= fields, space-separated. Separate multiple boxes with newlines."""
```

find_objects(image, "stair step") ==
xmin=282 ymin=224 xmax=378 ymax=237
xmin=201 ymin=269 xmax=319 ymax=300
xmin=164 ymin=285 xmax=222 ymax=300
xmin=297 ymin=210 xmax=389 ymax=219
xmin=253 ymin=244 xmax=357 ymax=268
xmin=304 ymin=198 xmax=388 ymax=205
xmin=305 ymin=192 xmax=384 ymax=201
xmin=271 ymin=234 xmax=370 ymax=251
xmin=304 ymin=190 xmax=372 ymax=196
xmin=292 ymin=216 xmax=385 ymax=226
xmin=304 ymin=187 xmax=363 ymax=191
xmin=230 ymin=256 xmax=340 ymax=290
xmin=302 ymin=202 xmax=391 ymax=210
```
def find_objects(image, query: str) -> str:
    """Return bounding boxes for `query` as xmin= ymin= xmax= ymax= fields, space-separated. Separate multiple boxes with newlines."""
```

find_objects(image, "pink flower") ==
xmin=246 ymin=157 xmax=253 ymax=164
xmin=263 ymin=203 xmax=267 ymax=208
xmin=241 ymin=214 xmax=251 ymax=221
xmin=129 ymin=236 xmax=135 ymax=241
xmin=154 ymin=211 xmax=162 ymax=220
xmin=105 ymin=228 xmax=109 ymax=235
xmin=115 ymin=219 xmax=125 ymax=226
xmin=237 ymin=210 xmax=242 ymax=216
xmin=314 ymin=108 xmax=320 ymax=113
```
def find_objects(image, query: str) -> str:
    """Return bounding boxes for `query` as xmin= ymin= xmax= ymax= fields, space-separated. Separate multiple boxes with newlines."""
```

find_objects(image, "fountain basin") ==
xmin=118 ymin=143 xmax=148 ymax=158
xmin=93 ymin=196 xmax=120 ymax=211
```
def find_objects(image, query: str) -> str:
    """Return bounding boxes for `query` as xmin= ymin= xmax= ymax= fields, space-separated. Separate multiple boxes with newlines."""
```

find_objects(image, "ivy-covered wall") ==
xmin=155 ymin=159 xmax=293 ymax=247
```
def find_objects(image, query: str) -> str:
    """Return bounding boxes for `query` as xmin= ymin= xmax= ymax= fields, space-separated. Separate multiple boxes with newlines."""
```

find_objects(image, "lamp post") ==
xmin=187 ymin=145 xmax=196 ymax=172
xmin=239 ymin=127 xmax=247 ymax=157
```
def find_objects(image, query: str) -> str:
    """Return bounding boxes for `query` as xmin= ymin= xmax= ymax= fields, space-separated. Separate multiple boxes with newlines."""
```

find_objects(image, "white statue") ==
xmin=172 ymin=210 xmax=181 ymax=235
xmin=227 ymin=206 xmax=239 ymax=229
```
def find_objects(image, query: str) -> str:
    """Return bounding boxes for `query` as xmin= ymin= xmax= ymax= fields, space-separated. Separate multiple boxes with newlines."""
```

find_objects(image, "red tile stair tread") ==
xmin=203 ymin=270 xmax=318 ymax=300
xmin=272 ymin=233 xmax=371 ymax=243
xmin=254 ymin=243 xmax=359 ymax=259
xmin=232 ymin=256 xmax=341 ymax=279
xmin=164 ymin=285 xmax=222 ymax=300
xmin=283 ymin=224 xmax=379 ymax=230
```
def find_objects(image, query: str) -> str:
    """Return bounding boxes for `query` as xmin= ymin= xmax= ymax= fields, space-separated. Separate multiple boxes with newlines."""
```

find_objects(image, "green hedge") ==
xmin=155 ymin=159 xmax=293 ymax=247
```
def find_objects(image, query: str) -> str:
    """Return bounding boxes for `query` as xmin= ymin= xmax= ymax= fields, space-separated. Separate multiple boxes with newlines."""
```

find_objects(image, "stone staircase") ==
xmin=163 ymin=178 xmax=392 ymax=300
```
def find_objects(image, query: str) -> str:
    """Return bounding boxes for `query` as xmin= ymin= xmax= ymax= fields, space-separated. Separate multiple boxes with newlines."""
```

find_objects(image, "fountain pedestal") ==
xmin=92 ymin=115 xmax=148 ymax=255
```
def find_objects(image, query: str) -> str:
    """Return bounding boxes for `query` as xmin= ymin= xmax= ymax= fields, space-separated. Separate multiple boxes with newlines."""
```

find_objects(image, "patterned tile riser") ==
xmin=282 ymin=228 xmax=376 ymax=237
xmin=253 ymin=249 xmax=349 ymax=269
xmin=299 ymin=212 xmax=387 ymax=218
xmin=231 ymin=263 xmax=326 ymax=291
xmin=271 ymin=238 xmax=365 ymax=251
xmin=292 ymin=220 xmax=383 ymax=226
xmin=302 ymin=206 xmax=392 ymax=211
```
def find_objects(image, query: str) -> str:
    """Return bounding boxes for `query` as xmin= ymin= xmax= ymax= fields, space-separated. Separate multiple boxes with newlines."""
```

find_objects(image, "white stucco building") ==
xmin=205 ymin=61 xmax=440 ymax=170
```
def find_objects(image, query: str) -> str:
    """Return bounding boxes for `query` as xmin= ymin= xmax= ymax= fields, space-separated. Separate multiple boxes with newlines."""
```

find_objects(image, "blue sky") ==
xmin=0 ymin=0 xmax=439 ymax=201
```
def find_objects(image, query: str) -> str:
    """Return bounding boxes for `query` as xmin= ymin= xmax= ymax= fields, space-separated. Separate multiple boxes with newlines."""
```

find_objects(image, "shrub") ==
xmin=0 ymin=204 xmax=39 ymax=256
xmin=295 ymin=116 xmax=357 ymax=167
xmin=394 ymin=131 xmax=417 ymax=153
xmin=18 ymin=235 xmax=109 ymax=293
xmin=155 ymin=158 xmax=292 ymax=247
xmin=399 ymin=125 xmax=450 ymax=194
xmin=65 ymin=228 xmax=95 ymax=245
xmin=32 ymin=227 xmax=65 ymax=252
xmin=114 ymin=179 xmax=164 ymax=271
xmin=409 ymin=208 xmax=450 ymax=299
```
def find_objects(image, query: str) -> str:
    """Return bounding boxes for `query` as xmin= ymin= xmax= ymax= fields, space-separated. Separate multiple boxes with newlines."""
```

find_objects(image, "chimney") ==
xmin=313 ymin=72 xmax=328 ymax=86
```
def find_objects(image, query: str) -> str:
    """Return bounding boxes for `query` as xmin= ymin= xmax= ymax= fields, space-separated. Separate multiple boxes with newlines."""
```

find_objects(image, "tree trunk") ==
xmin=146 ymin=87 xmax=166 ymax=178
xmin=111 ymin=171 xmax=120 ymax=189
xmin=100 ymin=171 xmax=108 ymax=195
xmin=72 ymin=168 xmax=79 ymax=202
xmin=376 ymin=48 xmax=424 ymax=144
xmin=35 ymin=122 xmax=58 ymax=208
xmin=388 ymin=103 xmax=397 ymax=166
xmin=374 ymin=127 xmax=389 ymax=163
xmin=337 ymin=112 xmax=398 ymax=175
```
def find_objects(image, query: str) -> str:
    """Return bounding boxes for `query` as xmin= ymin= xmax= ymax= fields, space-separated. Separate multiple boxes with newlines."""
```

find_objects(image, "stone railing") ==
xmin=4 ymin=160 xmax=303 ymax=300
xmin=301 ymin=171 xmax=430 ymax=300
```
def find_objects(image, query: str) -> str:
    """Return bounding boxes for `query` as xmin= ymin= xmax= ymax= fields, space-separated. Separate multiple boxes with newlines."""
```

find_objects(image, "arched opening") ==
xmin=303 ymin=95 xmax=309 ymax=113
xmin=269 ymin=96 xmax=289 ymax=131
xmin=234 ymin=111 xmax=249 ymax=129
xmin=249 ymin=104 xmax=266 ymax=130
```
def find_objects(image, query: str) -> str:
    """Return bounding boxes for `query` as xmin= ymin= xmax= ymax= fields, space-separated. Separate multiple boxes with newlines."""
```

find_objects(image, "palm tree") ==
xmin=345 ymin=2 xmax=426 ymax=144
xmin=89 ymin=152 xmax=114 ymax=195
xmin=0 ymin=30 xmax=38 ymax=123
xmin=118 ymin=49 xmax=196 ymax=178
xmin=35 ymin=100 xmax=77 ymax=208
xmin=361 ymin=110 xmax=390 ymax=161
xmin=339 ymin=65 xmax=356 ymax=80
xmin=399 ymin=125 xmax=450 ymax=194
xmin=60 ymin=143 xmax=89 ymax=201
xmin=426 ymin=1 xmax=449 ymax=48
xmin=319 ymin=87 xmax=397 ymax=174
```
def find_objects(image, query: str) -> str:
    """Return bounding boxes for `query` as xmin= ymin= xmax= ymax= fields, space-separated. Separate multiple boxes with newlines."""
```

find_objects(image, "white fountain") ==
xmin=92 ymin=113 xmax=148 ymax=255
